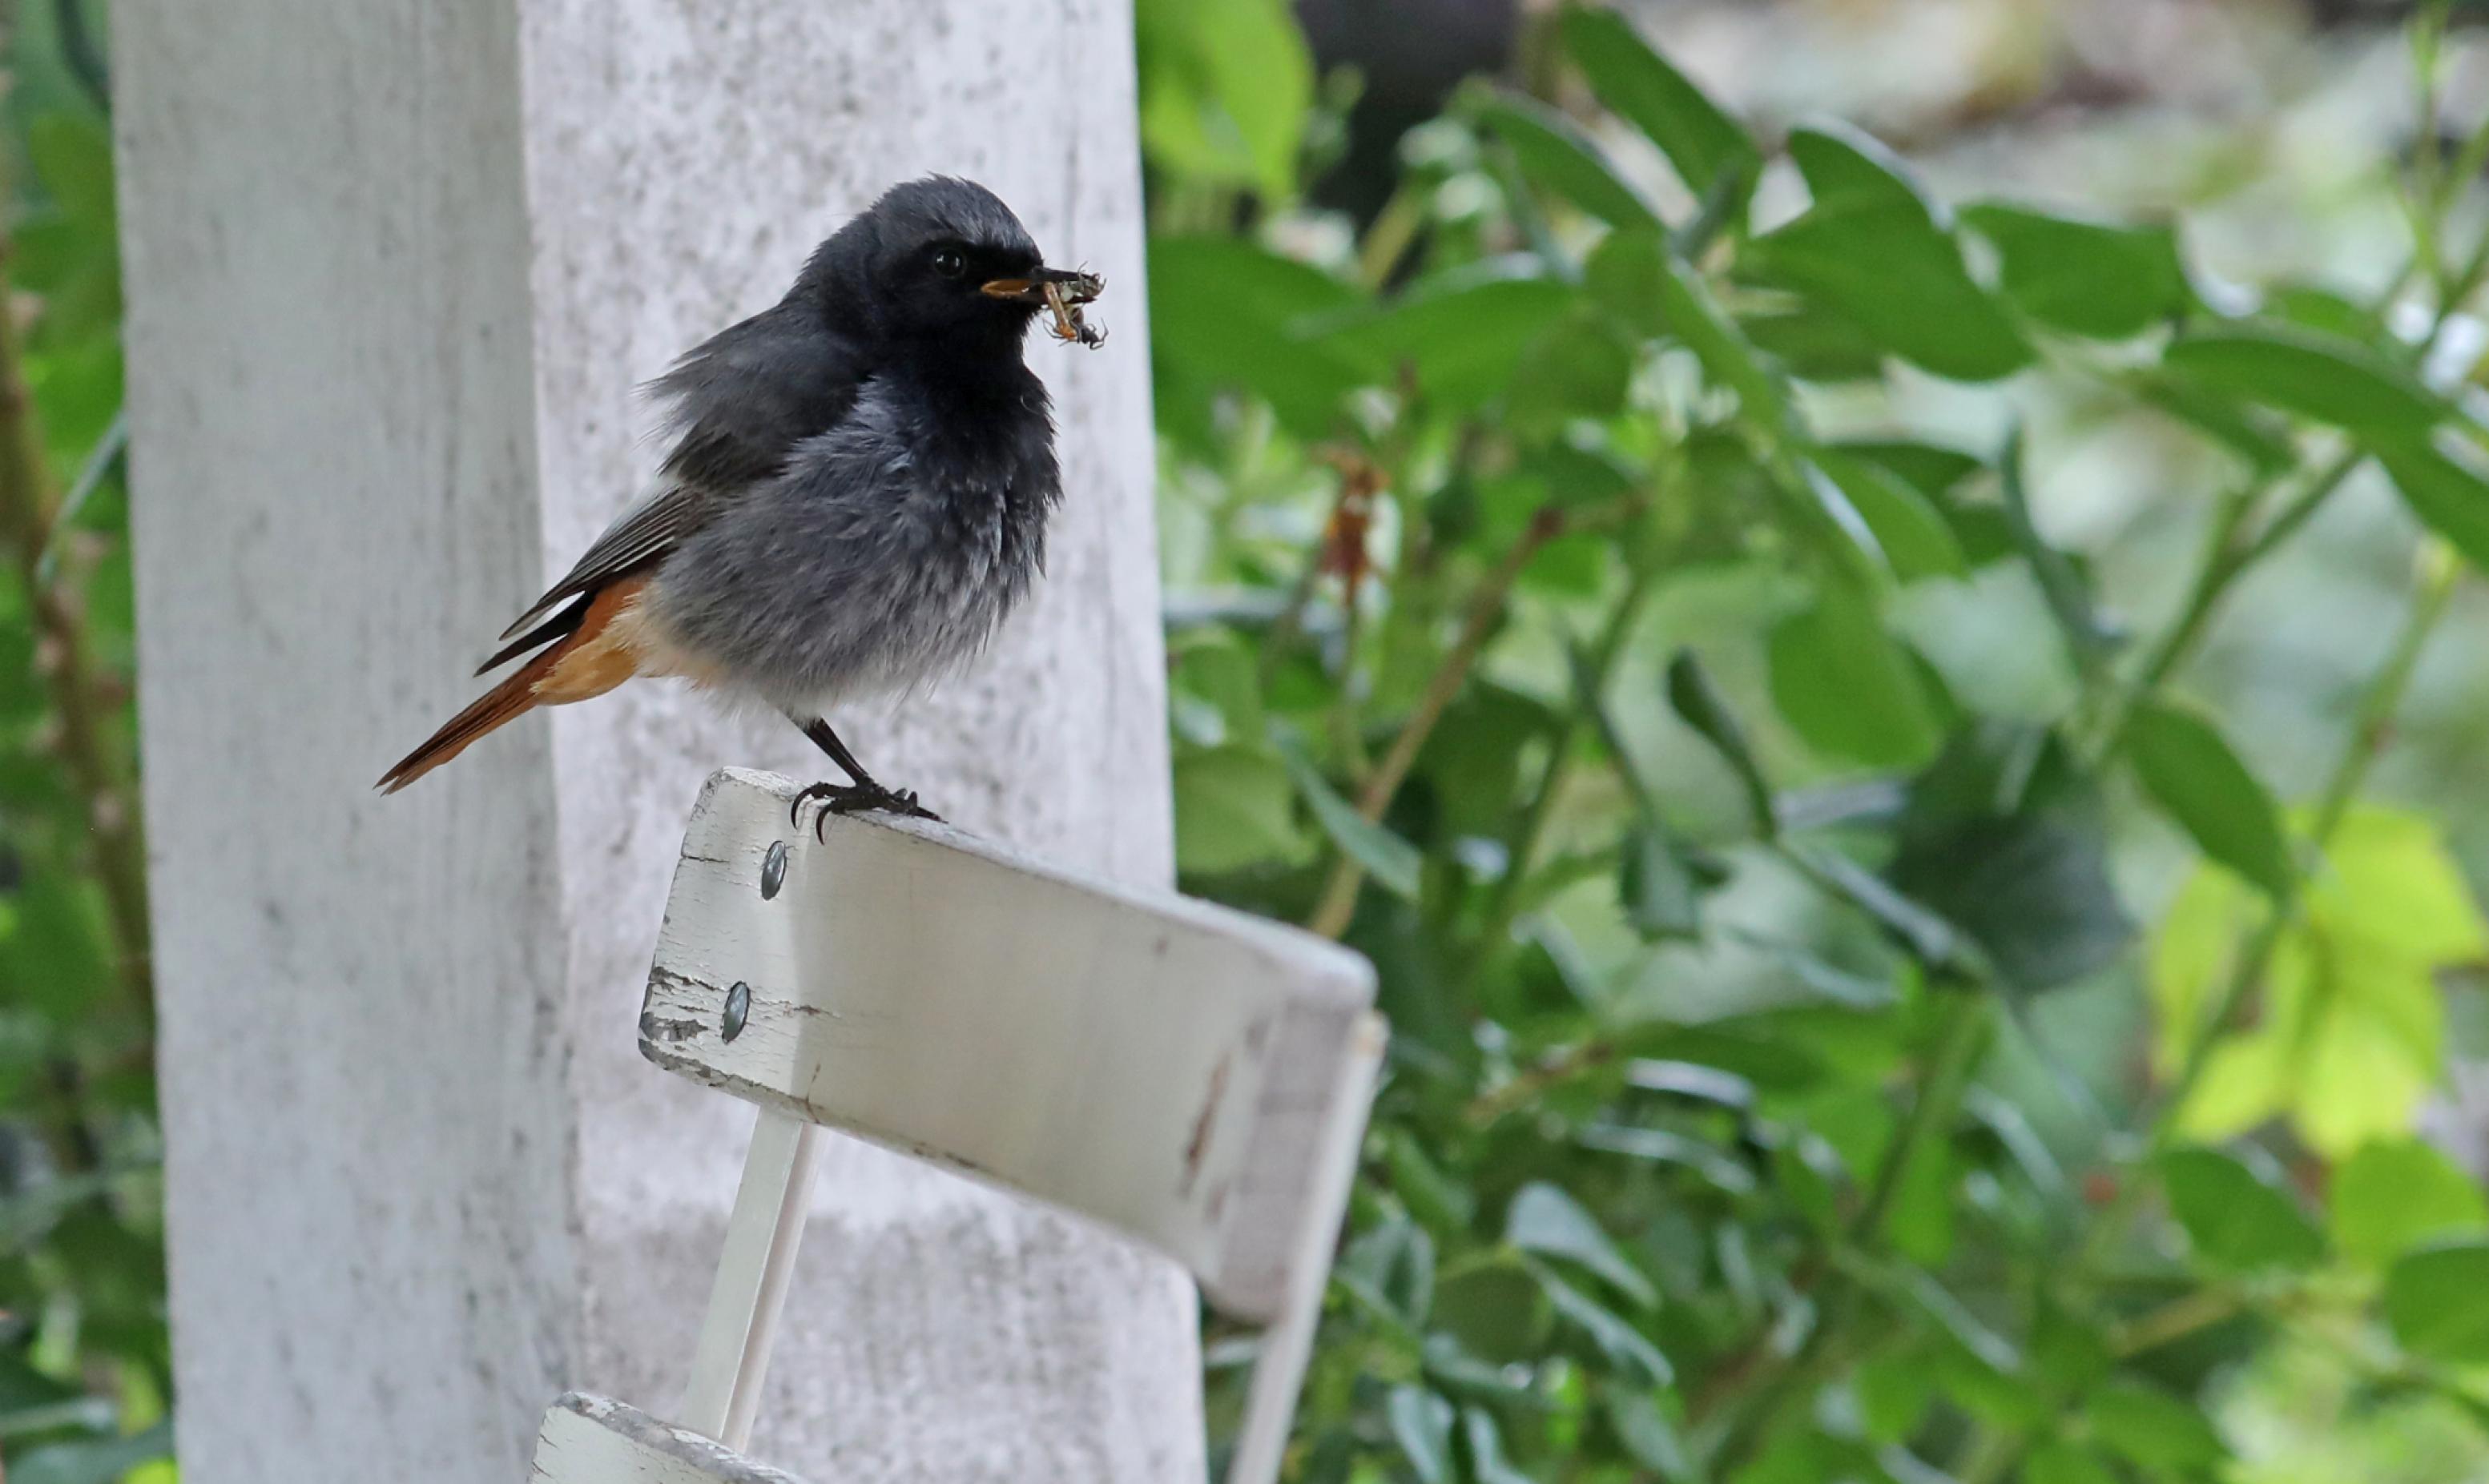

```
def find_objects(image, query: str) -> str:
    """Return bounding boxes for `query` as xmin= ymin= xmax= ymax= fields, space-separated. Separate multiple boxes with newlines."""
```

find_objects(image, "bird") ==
xmin=376 ymin=176 xmax=1102 ymax=826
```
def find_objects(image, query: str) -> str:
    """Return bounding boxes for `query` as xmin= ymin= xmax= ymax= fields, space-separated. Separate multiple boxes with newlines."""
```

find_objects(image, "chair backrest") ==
xmin=638 ymin=766 xmax=1380 ymax=1322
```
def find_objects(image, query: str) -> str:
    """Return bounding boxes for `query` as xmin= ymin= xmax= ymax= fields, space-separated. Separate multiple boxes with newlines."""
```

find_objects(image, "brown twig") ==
xmin=1305 ymin=499 xmax=1633 ymax=939
xmin=0 ymin=235 xmax=151 ymax=1011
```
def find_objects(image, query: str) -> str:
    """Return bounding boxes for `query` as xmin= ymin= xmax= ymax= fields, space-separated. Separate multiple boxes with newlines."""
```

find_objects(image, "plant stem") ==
xmin=1855 ymin=992 xmax=1992 ymax=1245
xmin=2153 ymin=540 xmax=2460 ymax=1133
xmin=1463 ymin=549 xmax=1663 ymax=966
xmin=1711 ymin=993 xmax=1993 ymax=1473
xmin=2091 ymin=194 xmax=2489 ymax=762
xmin=0 ymin=231 xmax=150 ymax=1013
xmin=2110 ymin=1285 xmax=2246 ymax=1358
xmin=1331 ymin=589 xmax=1371 ymax=783
xmin=2230 ymin=446 xmax=2366 ymax=582
xmin=1306 ymin=503 xmax=1587 ymax=939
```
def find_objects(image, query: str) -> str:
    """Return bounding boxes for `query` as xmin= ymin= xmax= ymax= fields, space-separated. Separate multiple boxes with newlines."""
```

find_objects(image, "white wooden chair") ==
xmin=528 ymin=768 xmax=1384 ymax=1483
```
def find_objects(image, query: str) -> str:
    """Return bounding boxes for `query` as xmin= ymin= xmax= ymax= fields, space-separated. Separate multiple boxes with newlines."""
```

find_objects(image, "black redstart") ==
xmin=377 ymin=176 xmax=1102 ymax=825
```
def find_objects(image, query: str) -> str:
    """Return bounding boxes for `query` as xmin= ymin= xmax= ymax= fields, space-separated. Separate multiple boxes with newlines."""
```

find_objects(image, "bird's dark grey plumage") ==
xmin=381 ymin=175 xmax=1091 ymax=817
xmin=641 ymin=178 xmax=1062 ymax=714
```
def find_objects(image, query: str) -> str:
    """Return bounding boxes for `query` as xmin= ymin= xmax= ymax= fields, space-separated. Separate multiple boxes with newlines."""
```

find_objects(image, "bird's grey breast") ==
xmin=645 ymin=371 xmax=1060 ymax=710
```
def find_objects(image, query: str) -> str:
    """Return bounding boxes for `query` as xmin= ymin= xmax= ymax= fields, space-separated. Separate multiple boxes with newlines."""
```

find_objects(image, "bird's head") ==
xmin=809 ymin=176 xmax=1092 ymax=356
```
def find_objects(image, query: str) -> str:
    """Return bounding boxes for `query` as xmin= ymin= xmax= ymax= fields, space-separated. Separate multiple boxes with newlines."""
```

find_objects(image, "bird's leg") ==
xmin=786 ymin=715 xmax=940 ymax=833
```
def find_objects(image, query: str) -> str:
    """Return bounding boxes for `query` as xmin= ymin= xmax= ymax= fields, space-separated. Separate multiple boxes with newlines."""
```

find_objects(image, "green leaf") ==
xmin=1741 ymin=307 xmax=1887 ymax=383
xmin=1748 ymin=127 xmax=2032 ymax=382
xmin=1383 ymin=1127 xmax=1477 ymax=1230
xmin=2378 ymin=434 xmax=2489 ymax=573
xmin=2127 ymin=702 xmax=2294 ymax=899
xmin=2387 ymin=1241 xmax=2489 ymax=1363
xmin=1814 ymin=450 xmax=1968 ymax=581
xmin=2156 ymin=806 xmax=2482 ymax=1156
xmin=1421 ymin=1334 xmax=1537 ymax=1403
xmin=2087 ymin=1380 xmax=2225 ymax=1470
xmin=2163 ymin=322 xmax=2446 ymax=435
xmin=2000 ymin=429 xmax=2119 ymax=664
xmin=26 ymin=114 xmax=116 ymax=232
xmin=1834 ymin=440 xmax=1987 ymax=500
xmin=1619 ymin=823 xmax=1702 ymax=940
xmin=1883 ymin=1128 xmax=1957 ymax=1265
xmin=2331 ymin=1138 xmax=2489 ymax=1268
xmin=1584 ymin=227 xmax=1669 ymax=335
xmin=1854 ymin=1351 xmax=1935 ymax=1442
xmin=1786 ymin=124 xmax=1930 ymax=213
xmin=1310 ymin=264 xmax=1575 ymax=412
xmin=1961 ymin=203 xmax=2190 ymax=340
xmin=1477 ymin=95 xmax=1661 ymax=231
xmin=1508 ymin=313 xmax=1636 ymax=432
xmin=1134 ymin=0 xmax=1311 ymax=199
xmin=1891 ymin=726 xmax=2132 ymax=991
xmin=2265 ymin=283 xmax=2409 ymax=352
xmin=1532 ymin=1261 xmax=1673 ymax=1384
xmin=2160 ymin=1146 xmax=2326 ymax=1271
xmin=1173 ymin=746 xmax=1303 ymax=875
xmin=1340 ymin=1217 xmax=1436 ymax=1324
xmin=1460 ymin=1407 xmax=1534 ymax=1484
xmin=1604 ymin=1389 xmax=1694 ymax=1474
xmin=1146 ymin=236 xmax=1363 ymax=440
xmin=1645 ymin=239 xmax=1791 ymax=428
xmin=2136 ymin=370 xmax=2299 ymax=475
xmin=2024 ymin=1441 xmax=2120 ymax=1484
xmin=1387 ymin=1385 xmax=1457 ymax=1484
xmin=1284 ymin=749 xmax=1424 ymax=901
xmin=1791 ymin=845 xmax=1969 ymax=971
xmin=1433 ymin=1265 xmax=1552 ymax=1364
xmin=12 ymin=1422 xmax=173 ymax=1484
xmin=1766 ymin=585 xmax=1944 ymax=770
xmin=1558 ymin=6 xmax=1758 ymax=209
xmin=1665 ymin=650 xmax=1777 ymax=839
xmin=1170 ymin=630 xmax=1264 ymax=743
xmin=1505 ymin=1181 xmax=1656 ymax=1306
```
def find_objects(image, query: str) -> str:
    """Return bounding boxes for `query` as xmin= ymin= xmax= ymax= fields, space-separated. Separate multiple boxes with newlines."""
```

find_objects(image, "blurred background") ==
xmin=11 ymin=0 xmax=2489 ymax=1480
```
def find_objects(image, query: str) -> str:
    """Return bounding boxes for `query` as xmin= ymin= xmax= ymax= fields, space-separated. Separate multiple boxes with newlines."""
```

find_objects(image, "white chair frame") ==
xmin=530 ymin=768 xmax=1384 ymax=1483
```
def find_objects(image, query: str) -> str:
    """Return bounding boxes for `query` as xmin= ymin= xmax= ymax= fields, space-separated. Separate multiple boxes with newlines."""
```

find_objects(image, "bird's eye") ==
xmin=931 ymin=248 xmax=966 ymax=279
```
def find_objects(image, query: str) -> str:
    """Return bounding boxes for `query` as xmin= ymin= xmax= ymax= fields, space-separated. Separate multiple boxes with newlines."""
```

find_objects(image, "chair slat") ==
xmin=639 ymin=769 xmax=1379 ymax=1321
xmin=530 ymin=1394 xmax=807 ymax=1484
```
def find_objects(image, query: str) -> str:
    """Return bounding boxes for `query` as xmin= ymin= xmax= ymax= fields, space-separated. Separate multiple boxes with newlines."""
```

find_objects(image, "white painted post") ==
xmin=676 ymin=1112 xmax=820 ymax=1454
xmin=115 ymin=0 xmax=1185 ymax=1479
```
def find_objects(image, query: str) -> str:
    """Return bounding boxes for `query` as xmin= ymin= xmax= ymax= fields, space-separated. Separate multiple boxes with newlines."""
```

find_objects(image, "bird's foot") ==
xmin=789 ymin=779 xmax=943 ymax=838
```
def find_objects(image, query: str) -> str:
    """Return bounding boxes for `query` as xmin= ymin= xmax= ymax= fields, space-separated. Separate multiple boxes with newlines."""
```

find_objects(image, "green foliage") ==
xmin=1134 ymin=0 xmax=1311 ymax=202
xmin=1141 ymin=2 xmax=2489 ymax=1479
xmin=0 ymin=30 xmax=166 ymax=1479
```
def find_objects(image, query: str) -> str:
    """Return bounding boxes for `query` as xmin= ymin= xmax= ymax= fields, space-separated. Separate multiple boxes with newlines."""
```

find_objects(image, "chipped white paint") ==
xmin=632 ymin=770 xmax=1383 ymax=1484
xmin=532 ymin=1394 xmax=806 ymax=1484
xmin=116 ymin=0 xmax=1184 ymax=1478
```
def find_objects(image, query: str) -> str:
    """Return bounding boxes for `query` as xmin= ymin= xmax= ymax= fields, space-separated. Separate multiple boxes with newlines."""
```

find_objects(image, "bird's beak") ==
xmin=980 ymin=266 xmax=1095 ymax=304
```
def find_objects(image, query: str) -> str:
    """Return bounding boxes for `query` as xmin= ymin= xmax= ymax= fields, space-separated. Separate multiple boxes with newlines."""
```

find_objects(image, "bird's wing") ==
xmin=491 ymin=481 xmax=713 ymax=650
xmin=480 ymin=304 xmax=866 ymax=673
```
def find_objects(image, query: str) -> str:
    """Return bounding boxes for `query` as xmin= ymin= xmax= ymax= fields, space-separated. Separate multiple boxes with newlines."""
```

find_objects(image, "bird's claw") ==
xmin=789 ymin=779 xmax=942 ymax=839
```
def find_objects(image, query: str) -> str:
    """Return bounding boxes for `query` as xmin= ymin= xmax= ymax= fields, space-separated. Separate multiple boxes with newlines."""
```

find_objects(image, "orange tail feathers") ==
xmin=377 ymin=576 xmax=650 ymax=794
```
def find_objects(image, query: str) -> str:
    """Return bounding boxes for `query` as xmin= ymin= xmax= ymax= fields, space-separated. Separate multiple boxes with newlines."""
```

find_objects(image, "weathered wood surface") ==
xmin=642 ymin=769 xmax=1379 ymax=1322
xmin=119 ymin=0 xmax=1186 ymax=1476
xmin=533 ymin=1394 xmax=808 ymax=1484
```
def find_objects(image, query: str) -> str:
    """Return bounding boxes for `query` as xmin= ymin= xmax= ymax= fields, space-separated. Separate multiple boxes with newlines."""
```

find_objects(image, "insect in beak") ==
xmin=983 ymin=267 xmax=1107 ymax=348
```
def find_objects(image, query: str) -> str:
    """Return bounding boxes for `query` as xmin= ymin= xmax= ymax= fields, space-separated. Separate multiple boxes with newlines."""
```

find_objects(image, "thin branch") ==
xmin=1463 ymin=553 xmax=1664 ymax=968
xmin=0 ymin=231 xmax=150 ymax=1010
xmin=2154 ymin=541 xmax=2460 ymax=1136
xmin=1306 ymin=499 xmax=1635 ymax=939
